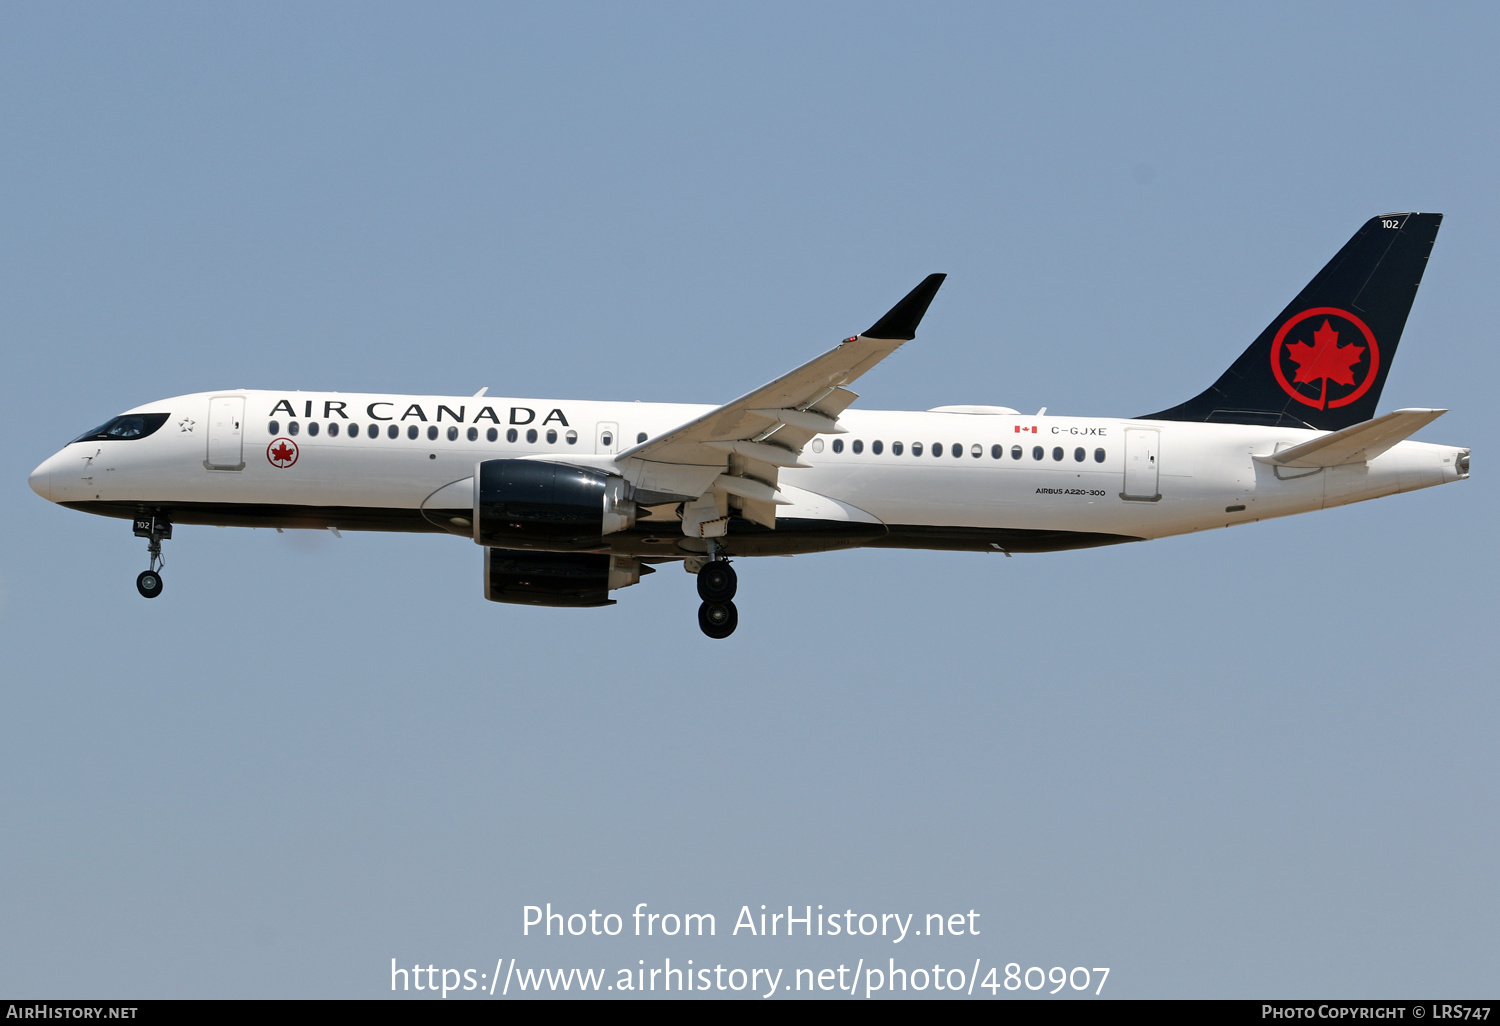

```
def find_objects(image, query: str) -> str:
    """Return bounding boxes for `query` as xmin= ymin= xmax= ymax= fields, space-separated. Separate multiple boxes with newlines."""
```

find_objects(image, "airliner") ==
xmin=29 ymin=213 xmax=1468 ymax=637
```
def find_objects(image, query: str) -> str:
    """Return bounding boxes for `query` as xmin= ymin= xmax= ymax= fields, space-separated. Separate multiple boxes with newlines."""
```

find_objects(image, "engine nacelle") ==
xmin=484 ymin=548 xmax=645 ymax=607
xmin=474 ymin=459 xmax=636 ymax=550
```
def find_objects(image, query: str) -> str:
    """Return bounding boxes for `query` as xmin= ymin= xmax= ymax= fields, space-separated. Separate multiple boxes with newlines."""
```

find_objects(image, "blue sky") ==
xmin=2 ymin=3 xmax=1496 ymax=998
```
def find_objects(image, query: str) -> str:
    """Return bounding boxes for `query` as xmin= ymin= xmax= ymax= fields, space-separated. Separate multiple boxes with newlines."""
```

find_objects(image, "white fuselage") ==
xmin=29 ymin=389 xmax=1469 ymax=556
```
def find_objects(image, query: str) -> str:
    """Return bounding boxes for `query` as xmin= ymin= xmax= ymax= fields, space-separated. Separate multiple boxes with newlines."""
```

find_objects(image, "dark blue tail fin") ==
xmin=1144 ymin=213 xmax=1442 ymax=430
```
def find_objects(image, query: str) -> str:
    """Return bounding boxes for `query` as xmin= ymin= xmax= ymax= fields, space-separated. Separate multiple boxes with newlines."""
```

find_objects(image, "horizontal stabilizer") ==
xmin=1253 ymin=408 xmax=1446 ymax=468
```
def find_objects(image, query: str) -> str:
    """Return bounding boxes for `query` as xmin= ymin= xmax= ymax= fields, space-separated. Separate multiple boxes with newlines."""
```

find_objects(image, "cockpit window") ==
xmin=71 ymin=413 xmax=170 ymax=444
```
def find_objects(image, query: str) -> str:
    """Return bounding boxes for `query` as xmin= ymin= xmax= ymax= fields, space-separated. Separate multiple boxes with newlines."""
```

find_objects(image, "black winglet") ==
xmin=862 ymin=273 xmax=946 ymax=340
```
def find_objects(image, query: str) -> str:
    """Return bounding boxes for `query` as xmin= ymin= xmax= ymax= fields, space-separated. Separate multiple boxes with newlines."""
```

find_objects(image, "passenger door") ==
xmin=1121 ymin=428 xmax=1160 ymax=501
xmin=206 ymin=396 xmax=246 ymax=470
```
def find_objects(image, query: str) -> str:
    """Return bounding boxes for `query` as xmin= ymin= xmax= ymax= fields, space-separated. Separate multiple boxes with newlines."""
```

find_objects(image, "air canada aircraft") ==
xmin=29 ymin=213 xmax=1468 ymax=637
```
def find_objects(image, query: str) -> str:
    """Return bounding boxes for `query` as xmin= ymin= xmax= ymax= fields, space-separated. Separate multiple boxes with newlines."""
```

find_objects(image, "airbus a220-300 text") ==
xmin=29 ymin=213 xmax=1469 ymax=637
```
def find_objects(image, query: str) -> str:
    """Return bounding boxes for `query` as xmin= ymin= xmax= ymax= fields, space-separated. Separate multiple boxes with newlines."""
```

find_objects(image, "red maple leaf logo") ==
xmin=270 ymin=442 xmax=295 ymax=465
xmin=1284 ymin=318 xmax=1365 ymax=408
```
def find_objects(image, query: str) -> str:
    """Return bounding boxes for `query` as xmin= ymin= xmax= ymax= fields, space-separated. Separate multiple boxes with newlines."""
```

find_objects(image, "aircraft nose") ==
xmin=29 ymin=456 xmax=54 ymax=501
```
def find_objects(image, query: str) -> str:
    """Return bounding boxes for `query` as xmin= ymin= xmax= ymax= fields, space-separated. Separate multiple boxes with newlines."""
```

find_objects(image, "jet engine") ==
xmin=484 ymin=548 xmax=647 ymax=607
xmin=474 ymin=459 xmax=637 ymax=550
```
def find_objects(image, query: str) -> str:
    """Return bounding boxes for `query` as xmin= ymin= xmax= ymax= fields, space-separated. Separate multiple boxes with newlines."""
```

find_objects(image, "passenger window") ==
xmin=407 ymin=425 xmax=419 ymax=440
xmin=327 ymin=422 xmax=339 ymax=437
xmin=526 ymin=428 xmax=538 ymax=444
xmin=368 ymin=424 xmax=380 ymax=439
xmin=466 ymin=427 xmax=477 ymax=441
xmin=852 ymin=440 xmax=863 ymax=454
xmin=566 ymin=429 xmax=578 ymax=445
xmin=387 ymin=424 xmax=399 ymax=439
xmin=448 ymin=426 xmax=459 ymax=441
xmin=1032 ymin=446 xmax=1043 ymax=460
xmin=427 ymin=426 xmax=438 ymax=441
xmin=268 ymin=421 xmax=279 ymax=436
xmin=1074 ymin=447 xmax=1085 ymax=462
xmin=488 ymin=428 xmax=499 ymax=442
xmin=1052 ymin=446 xmax=1063 ymax=461
xmin=912 ymin=442 xmax=923 ymax=456
xmin=954 ymin=443 xmax=964 ymax=458
xmin=832 ymin=439 xmax=844 ymax=453
xmin=1011 ymin=445 xmax=1022 ymax=459
xmin=969 ymin=443 xmax=980 ymax=458
xmin=506 ymin=428 xmax=517 ymax=442
xmin=872 ymin=440 xmax=883 ymax=455
xmin=288 ymin=421 xmax=300 ymax=436
xmin=933 ymin=443 xmax=943 ymax=457
xmin=811 ymin=438 xmax=824 ymax=453
xmin=546 ymin=429 xmax=557 ymax=444
xmin=991 ymin=444 xmax=1002 ymax=459
xmin=307 ymin=422 xmax=319 ymax=437
xmin=637 ymin=432 xmax=647 ymax=443
xmin=1094 ymin=447 xmax=1105 ymax=463
xmin=893 ymin=441 xmax=903 ymax=456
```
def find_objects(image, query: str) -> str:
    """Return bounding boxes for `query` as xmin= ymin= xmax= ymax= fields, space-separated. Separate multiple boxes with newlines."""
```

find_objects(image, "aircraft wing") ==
xmin=1253 ymin=408 xmax=1447 ymax=468
xmin=616 ymin=274 xmax=945 ymax=528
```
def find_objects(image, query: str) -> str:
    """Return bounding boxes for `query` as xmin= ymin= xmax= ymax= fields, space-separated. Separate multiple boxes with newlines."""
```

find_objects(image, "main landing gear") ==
xmin=695 ymin=557 xmax=738 ymax=639
xmin=132 ymin=512 xmax=171 ymax=599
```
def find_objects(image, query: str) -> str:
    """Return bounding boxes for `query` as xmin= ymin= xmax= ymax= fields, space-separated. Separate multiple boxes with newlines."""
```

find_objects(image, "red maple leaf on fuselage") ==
xmin=271 ymin=443 xmax=295 ymax=463
xmin=1285 ymin=319 xmax=1365 ymax=407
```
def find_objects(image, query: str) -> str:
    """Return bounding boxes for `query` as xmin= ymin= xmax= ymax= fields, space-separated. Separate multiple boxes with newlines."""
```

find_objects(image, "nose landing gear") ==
xmin=693 ymin=557 xmax=738 ymax=638
xmin=132 ymin=512 xmax=171 ymax=599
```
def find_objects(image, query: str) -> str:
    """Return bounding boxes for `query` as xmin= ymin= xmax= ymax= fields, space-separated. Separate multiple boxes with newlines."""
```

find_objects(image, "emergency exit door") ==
xmin=206 ymin=396 xmax=245 ymax=470
xmin=1121 ymin=428 xmax=1160 ymax=501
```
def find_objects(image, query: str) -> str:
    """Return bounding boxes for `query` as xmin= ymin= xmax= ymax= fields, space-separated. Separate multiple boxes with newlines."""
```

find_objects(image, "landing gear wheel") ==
xmin=696 ymin=560 xmax=737 ymax=602
xmin=136 ymin=570 xmax=163 ymax=599
xmin=698 ymin=600 xmax=738 ymax=639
